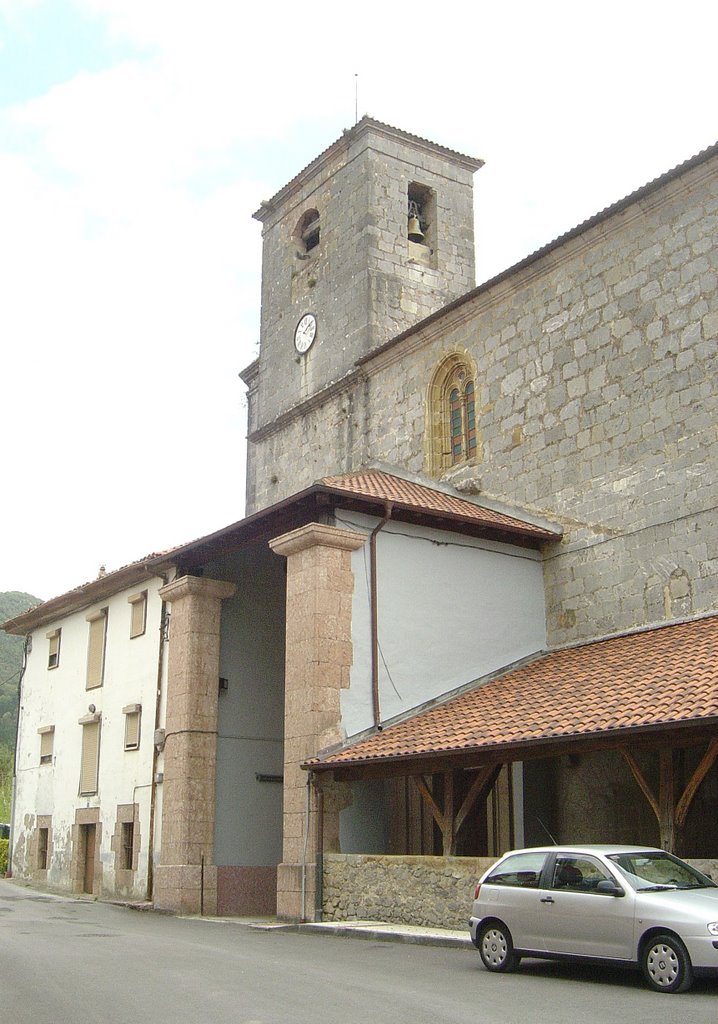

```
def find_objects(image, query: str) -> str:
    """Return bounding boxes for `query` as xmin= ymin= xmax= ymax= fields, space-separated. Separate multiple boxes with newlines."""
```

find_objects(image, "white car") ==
xmin=468 ymin=845 xmax=718 ymax=992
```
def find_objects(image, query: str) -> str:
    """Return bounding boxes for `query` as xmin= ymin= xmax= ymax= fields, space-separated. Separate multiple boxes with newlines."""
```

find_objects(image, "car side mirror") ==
xmin=596 ymin=879 xmax=624 ymax=897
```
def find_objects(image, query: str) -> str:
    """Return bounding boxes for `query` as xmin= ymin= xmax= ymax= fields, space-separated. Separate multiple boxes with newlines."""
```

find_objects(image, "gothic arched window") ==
xmin=427 ymin=354 xmax=480 ymax=476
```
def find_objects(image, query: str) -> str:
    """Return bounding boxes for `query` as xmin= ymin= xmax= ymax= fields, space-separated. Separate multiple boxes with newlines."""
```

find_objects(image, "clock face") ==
xmin=294 ymin=313 xmax=317 ymax=354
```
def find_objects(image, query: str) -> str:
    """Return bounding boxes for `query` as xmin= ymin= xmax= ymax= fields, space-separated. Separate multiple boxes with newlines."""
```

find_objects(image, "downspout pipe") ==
xmin=370 ymin=502 xmax=392 ymax=729
xmin=146 ymin=583 xmax=169 ymax=901
xmin=8 ymin=634 xmax=31 ymax=878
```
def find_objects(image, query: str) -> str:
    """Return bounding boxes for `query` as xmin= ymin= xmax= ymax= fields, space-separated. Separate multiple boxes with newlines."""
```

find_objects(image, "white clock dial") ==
xmin=294 ymin=313 xmax=317 ymax=353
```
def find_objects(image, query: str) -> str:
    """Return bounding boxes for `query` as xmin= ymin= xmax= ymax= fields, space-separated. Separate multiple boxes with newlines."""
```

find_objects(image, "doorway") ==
xmin=81 ymin=824 xmax=96 ymax=894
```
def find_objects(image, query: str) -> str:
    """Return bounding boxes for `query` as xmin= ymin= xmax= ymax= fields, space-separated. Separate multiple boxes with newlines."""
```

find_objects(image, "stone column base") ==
xmin=154 ymin=863 xmax=217 ymax=916
xmin=277 ymin=862 xmax=317 ymax=922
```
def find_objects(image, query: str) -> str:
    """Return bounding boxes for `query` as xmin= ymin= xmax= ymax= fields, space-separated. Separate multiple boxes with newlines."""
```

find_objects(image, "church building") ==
xmin=4 ymin=119 xmax=718 ymax=926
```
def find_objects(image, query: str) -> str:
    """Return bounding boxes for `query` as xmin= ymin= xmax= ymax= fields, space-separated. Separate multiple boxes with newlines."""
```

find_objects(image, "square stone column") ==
xmin=153 ymin=575 xmax=236 ymax=914
xmin=269 ymin=523 xmax=366 ymax=921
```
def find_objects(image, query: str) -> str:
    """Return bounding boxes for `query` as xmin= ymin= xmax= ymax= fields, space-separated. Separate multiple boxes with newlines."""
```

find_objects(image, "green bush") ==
xmin=0 ymin=838 xmax=7 ymax=876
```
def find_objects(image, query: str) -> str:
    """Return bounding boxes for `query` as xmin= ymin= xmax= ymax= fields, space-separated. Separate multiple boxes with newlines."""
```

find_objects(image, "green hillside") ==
xmin=0 ymin=591 xmax=42 ymax=750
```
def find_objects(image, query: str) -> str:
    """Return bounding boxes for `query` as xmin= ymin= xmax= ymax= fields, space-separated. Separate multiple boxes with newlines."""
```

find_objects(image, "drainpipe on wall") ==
xmin=8 ymin=634 xmax=31 ymax=878
xmin=370 ymin=503 xmax=392 ymax=730
xmin=314 ymin=775 xmax=324 ymax=922
xmin=146 ymin=585 xmax=169 ymax=901
xmin=301 ymin=769 xmax=311 ymax=921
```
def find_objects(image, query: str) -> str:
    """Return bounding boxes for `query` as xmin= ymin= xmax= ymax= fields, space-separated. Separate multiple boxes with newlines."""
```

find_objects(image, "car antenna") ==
xmin=536 ymin=816 xmax=558 ymax=844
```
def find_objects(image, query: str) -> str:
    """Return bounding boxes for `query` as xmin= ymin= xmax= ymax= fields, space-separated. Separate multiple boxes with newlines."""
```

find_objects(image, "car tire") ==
xmin=478 ymin=921 xmax=520 ymax=973
xmin=641 ymin=933 xmax=694 ymax=993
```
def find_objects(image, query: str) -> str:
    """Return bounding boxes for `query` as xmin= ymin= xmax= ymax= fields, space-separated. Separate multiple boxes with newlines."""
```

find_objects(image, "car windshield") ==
xmin=607 ymin=852 xmax=717 ymax=892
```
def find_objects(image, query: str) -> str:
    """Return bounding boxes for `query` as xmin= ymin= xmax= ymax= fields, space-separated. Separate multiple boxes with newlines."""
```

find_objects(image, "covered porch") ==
xmin=304 ymin=615 xmax=718 ymax=926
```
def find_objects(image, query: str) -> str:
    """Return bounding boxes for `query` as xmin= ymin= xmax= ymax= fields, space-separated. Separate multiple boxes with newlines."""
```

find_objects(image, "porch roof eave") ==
xmin=305 ymin=717 xmax=718 ymax=782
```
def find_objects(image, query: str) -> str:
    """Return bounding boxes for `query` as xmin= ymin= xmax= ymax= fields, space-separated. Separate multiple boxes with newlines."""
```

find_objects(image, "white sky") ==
xmin=1 ymin=0 xmax=716 ymax=602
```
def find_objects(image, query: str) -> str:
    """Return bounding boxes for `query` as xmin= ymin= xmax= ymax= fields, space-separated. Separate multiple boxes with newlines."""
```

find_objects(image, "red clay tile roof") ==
xmin=309 ymin=615 xmax=718 ymax=771
xmin=320 ymin=471 xmax=559 ymax=541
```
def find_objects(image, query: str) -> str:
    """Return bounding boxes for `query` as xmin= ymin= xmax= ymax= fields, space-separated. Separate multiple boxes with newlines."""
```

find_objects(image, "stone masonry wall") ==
xmin=322 ymin=853 xmax=495 ymax=929
xmin=247 ymin=121 xmax=478 ymax=513
xmin=322 ymin=853 xmax=718 ymax=930
xmin=248 ymin=155 xmax=718 ymax=645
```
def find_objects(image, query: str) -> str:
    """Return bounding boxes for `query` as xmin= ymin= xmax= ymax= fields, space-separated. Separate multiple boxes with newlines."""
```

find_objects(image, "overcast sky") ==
xmin=1 ymin=0 xmax=717 ymax=603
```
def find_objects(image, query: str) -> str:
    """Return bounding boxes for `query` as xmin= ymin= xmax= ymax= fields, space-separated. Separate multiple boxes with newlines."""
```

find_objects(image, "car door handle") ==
xmin=540 ymin=896 xmax=555 ymax=904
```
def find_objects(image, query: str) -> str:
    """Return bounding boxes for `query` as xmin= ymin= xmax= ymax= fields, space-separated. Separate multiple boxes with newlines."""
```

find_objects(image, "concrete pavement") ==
xmin=205 ymin=914 xmax=472 ymax=949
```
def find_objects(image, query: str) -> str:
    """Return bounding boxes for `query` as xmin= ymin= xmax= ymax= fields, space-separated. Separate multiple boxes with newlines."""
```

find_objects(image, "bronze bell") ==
xmin=408 ymin=215 xmax=425 ymax=242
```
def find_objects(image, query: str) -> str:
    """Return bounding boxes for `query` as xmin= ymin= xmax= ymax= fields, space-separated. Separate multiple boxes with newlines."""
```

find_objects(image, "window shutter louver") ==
xmin=47 ymin=630 xmax=61 ymax=668
xmin=124 ymin=711 xmax=140 ymax=750
xmin=86 ymin=612 xmax=107 ymax=689
xmin=129 ymin=593 xmax=147 ymax=638
xmin=39 ymin=728 xmax=54 ymax=764
xmin=79 ymin=722 xmax=100 ymax=795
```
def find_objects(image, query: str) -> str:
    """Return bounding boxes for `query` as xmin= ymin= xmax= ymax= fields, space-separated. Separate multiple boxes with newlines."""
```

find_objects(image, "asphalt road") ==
xmin=0 ymin=879 xmax=716 ymax=1024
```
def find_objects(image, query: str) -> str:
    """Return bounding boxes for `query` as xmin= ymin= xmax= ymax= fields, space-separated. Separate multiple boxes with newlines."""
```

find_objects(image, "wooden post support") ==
xmin=413 ymin=765 xmax=502 ymax=857
xmin=622 ymin=740 xmax=718 ymax=855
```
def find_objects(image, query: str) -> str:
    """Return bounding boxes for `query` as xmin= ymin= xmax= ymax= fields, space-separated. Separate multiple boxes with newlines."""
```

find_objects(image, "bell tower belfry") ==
xmin=241 ymin=118 xmax=483 ymax=513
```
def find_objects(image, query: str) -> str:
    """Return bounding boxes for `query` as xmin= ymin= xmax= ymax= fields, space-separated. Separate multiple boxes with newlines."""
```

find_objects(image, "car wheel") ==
xmin=478 ymin=921 xmax=519 ymax=973
xmin=641 ymin=933 xmax=694 ymax=993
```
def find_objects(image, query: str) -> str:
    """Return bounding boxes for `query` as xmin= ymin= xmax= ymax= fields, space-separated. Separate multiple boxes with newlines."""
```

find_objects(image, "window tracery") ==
xmin=427 ymin=354 xmax=480 ymax=476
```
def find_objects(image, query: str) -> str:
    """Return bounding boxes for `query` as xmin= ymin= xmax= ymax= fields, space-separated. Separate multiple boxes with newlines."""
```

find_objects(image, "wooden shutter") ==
xmin=129 ymin=592 xmax=147 ymax=638
xmin=124 ymin=710 xmax=141 ymax=750
xmin=39 ymin=727 xmax=54 ymax=764
xmin=47 ymin=630 xmax=61 ymax=669
xmin=79 ymin=721 xmax=100 ymax=795
xmin=86 ymin=612 xmax=107 ymax=689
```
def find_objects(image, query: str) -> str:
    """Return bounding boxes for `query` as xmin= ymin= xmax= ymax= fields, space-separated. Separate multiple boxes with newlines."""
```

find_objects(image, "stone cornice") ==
xmin=269 ymin=523 xmax=367 ymax=558
xmin=159 ymin=575 xmax=236 ymax=604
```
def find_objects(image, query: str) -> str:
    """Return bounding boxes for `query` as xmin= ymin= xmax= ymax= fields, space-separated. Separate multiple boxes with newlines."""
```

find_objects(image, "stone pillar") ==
xmin=153 ymin=575 xmax=236 ymax=914
xmin=269 ymin=523 xmax=366 ymax=921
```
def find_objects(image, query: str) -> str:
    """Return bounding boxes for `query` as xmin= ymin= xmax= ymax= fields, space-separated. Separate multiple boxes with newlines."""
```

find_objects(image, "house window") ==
xmin=427 ymin=354 xmax=480 ymax=475
xmin=86 ymin=609 xmax=107 ymax=689
xmin=128 ymin=591 xmax=147 ymax=639
xmin=38 ymin=725 xmax=55 ymax=765
xmin=123 ymin=704 xmax=141 ymax=751
xmin=121 ymin=822 xmax=134 ymax=871
xmin=37 ymin=827 xmax=49 ymax=870
xmin=46 ymin=629 xmax=61 ymax=669
xmin=79 ymin=717 xmax=101 ymax=796
xmin=295 ymin=209 xmax=320 ymax=253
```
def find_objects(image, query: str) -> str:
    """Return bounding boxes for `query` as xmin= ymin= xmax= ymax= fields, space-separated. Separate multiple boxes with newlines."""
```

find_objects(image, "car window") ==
xmin=485 ymin=852 xmax=546 ymax=888
xmin=607 ymin=851 xmax=717 ymax=891
xmin=551 ymin=855 xmax=613 ymax=893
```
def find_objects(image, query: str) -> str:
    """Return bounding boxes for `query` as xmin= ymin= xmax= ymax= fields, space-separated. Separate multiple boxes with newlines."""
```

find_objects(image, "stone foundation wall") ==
xmin=322 ymin=853 xmax=495 ymax=929
xmin=322 ymin=853 xmax=718 ymax=929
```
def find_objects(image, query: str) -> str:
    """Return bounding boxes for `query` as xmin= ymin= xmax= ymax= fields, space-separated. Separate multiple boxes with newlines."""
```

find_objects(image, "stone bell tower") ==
xmin=241 ymin=117 xmax=483 ymax=513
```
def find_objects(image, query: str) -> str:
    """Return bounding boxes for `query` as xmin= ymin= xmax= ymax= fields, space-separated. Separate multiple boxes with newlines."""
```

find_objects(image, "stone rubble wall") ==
xmin=322 ymin=853 xmax=718 ymax=929
xmin=321 ymin=853 xmax=495 ymax=929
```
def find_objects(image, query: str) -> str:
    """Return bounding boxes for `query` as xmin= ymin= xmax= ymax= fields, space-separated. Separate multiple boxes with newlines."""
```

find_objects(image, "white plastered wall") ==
xmin=340 ymin=510 xmax=546 ymax=737
xmin=12 ymin=578 xmax=167 ymax=899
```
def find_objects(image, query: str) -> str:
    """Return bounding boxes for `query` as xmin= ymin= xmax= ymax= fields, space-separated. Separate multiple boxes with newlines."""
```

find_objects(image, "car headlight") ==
xmin=707 ymin=922 xmax=718 ymax=935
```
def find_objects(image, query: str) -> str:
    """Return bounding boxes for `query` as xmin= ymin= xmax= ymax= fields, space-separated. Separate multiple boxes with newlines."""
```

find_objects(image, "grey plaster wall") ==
xmin=208 ymin=545 xmax=286 ymax=867
xmin=339 ymin=511 xmax=546 ymax=737
xmin=339 ymin=780 xmax=389 ymax=855
xmin=247 ymin=154 xmax=718 ymax=646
